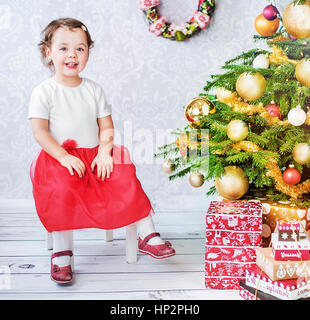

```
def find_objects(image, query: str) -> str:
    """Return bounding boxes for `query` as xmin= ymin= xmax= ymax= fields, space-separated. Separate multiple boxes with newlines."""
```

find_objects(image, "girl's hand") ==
xmin=91 ymin=152 xmax=113 ymax=180
xmin=59 ymin=154 xmax=86 ymax=178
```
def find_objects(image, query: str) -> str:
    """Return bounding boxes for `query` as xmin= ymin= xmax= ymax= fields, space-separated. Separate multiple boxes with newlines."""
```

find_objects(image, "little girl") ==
xmin=29 ymin=18 xmax=175 ymax=284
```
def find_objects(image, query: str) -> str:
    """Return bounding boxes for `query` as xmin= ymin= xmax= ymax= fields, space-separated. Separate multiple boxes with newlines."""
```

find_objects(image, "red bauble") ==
xmin=265 ymin=103 xmax=282 ymax=118
xmin=283 ymin=166 xmax=301 ymax=185
xmin=263 ymin=4 xmax=279 ymax=21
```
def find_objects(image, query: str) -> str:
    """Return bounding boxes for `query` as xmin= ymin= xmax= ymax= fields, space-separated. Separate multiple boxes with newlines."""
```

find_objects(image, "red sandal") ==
xmin=138 ymin=232 xmax=176 ymax=259
xmin=51 ymin=250 xmax=73 ymax=284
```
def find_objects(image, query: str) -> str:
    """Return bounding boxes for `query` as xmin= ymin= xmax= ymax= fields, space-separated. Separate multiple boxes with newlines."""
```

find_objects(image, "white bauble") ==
xmin=288 ymin=105 xmax=307 ymax=126
xmin=253 ymin=54 xmax=270 ymax=69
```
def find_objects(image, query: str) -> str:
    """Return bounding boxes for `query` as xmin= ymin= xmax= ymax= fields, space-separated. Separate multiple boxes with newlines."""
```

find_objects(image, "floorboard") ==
xmin=0 ymin=211 xmax=241 ymax=300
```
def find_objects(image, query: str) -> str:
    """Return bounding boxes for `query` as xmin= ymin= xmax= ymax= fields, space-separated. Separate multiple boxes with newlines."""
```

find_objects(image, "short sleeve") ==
xmin=28 ymin=86 xmax=50 ymax=120
xmin=95 ymin=83 xmax=112 ymax=118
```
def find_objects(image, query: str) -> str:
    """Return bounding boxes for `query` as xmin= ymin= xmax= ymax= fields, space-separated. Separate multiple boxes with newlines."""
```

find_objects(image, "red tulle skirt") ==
xmin=30 ymin=141 xmax=152 ymax=232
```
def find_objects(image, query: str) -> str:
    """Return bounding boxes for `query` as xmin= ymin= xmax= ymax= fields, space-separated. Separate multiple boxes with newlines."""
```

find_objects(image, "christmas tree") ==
xmin=155 ymin=1 xmax=310 ymax=208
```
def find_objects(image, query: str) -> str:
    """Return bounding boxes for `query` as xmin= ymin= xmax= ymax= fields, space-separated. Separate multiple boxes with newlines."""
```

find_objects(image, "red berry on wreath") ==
xmin=283 ymin=165 xmax=301 ymax=185
xmin=263 ymin=5 xmax=279 ymax=21
xmin=265 ymin=102 xmax=282 ymax=118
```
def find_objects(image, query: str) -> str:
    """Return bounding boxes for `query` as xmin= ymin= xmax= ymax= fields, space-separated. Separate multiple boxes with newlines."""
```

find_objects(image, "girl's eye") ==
xmin=59 ymin=47 xmax=67 ymax=51
xmin=77 ymin=47 xmax=84 ymax=52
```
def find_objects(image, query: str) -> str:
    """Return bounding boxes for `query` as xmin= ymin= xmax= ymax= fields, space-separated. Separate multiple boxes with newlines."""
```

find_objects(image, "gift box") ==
xmin=205 ymin=201 xmax=262 ymax=289
xmin=256 ymin=247 xmax=310 ymax=281
xmin=239 ymin=281 xmax=262 ymax=300
xmin=245 ymin=264 xmax=310 ymax=300
xmin=242 ymin=195 xmax=310 ymax=247
xmin=277 ymin=220 xmax=300 ymax=242
xmin=272 ymin=233 xmax=310 ymax=261
xmin=239 ymin=279 xmax=310 ymax=300
xmin=239 ymin=280 xmax=272 ymax=300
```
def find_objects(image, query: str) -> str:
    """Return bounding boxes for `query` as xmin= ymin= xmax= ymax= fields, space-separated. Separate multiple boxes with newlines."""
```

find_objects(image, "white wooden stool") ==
xmin=46 ymin=224 xmax=138 ymax=264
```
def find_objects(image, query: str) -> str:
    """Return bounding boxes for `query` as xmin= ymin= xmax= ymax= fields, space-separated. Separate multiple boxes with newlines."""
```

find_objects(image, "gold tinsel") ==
xmin=271 ymin=35 xmax=291 ymax=42
xmin=225 ymin=92 xmax=310 ymax=126
xmin=176 ymin=132 xmax=209 ymax=153
xmin=176 ymin=129 xmax=310 ymax=198
xmin=306 ymin=110 xmax=310 ymax=125
xmin=232 ymin=141 xmax=262 ymax=152
xmin=265 ymin=157 xmax=310 ymax=199
xmin=209 ymin=141 xmax=227 ymax=155
xmin=230 ymin=140 xmax=310 ymax=199
xmin=268 ymin=45 xmax=298 ymax=66
xmin=225 ymin=95 xmax=292 ymax=126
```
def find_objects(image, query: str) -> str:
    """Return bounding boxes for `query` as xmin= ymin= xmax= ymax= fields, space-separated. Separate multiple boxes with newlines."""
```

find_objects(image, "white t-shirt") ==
xmin=28 ymin=77 xmax=112 ymax=148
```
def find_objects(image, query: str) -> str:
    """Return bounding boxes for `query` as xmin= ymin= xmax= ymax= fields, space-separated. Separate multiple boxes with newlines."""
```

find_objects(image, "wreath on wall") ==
xmin=139 ymin=0 xmax=215 ymax=41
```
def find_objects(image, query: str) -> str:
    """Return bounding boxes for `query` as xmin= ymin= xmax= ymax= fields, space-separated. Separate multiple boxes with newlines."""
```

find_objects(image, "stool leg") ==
xmin=70 ymin=255 xmax=74 ymax=272
xmin=105 ymin=230 xmax=113 ymax=242
xmin=126 ymin=224 xmax=137 ymax=264
xmin=46 ymin=232 xmax=53 ymax=250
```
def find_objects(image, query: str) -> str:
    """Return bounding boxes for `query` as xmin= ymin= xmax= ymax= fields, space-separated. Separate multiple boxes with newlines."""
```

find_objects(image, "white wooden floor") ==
xmin=0 ymin=209 xmax=241 ymax=300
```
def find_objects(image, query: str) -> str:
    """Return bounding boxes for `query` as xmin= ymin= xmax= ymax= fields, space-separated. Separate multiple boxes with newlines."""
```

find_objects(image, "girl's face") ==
xmin=45 ymin=27 xmax=89 ymax=80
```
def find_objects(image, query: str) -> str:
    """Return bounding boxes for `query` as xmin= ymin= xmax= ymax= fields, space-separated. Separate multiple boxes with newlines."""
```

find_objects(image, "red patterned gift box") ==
xmin=272 ymin=233 xmax=310 ymax=261
xmin=245 ymin=264 xmax=310 ymax=300
xmin=205 ymin=201 xmax=262 ymax=289
xmin=239 ymin=279 xmax=310 ymax=300
xmin=239 ymin=281 xmax=262 ymax=300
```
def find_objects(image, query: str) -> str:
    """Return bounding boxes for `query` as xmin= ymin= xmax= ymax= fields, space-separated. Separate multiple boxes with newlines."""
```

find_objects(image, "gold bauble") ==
xmin=188 ymin=173 xmax=204 ymax=188
xmin=216 ymin=87 xmax=236 ymax=104
xmin=283 ymin=1 xmax=310 ymax=39
xmin=236 ymin=72 xmax=266 ymax=101
xmin=215 ymin=166 xmax=249 ymax=200
xmin=293 ymin=143 xmax=310 ymax=165
xmin=162 ymin=159 xmax=175 ymax=174
xmin=184 ymin=97 xmax=216 ymax=125
xmin=255 ymin=14 xmax=279 ymax=37
xmin=226 ymin=119 xmax=249 ymax=142
xmin=295 ymin=58 xmax=310 ymax=87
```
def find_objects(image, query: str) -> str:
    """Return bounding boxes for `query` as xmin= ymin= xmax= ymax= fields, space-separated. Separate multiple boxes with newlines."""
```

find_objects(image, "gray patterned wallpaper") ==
xmin=0 ymin=0 xmax=291 ymax=211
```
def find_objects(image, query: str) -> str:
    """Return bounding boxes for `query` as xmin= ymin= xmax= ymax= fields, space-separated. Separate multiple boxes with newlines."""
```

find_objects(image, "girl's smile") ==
xmin=65 ymin=62 xmax=79 ymax=69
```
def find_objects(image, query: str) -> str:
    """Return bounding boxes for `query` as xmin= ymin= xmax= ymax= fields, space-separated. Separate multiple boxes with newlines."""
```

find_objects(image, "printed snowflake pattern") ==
xmin=281 ymin=232 xmax=289 ymax=240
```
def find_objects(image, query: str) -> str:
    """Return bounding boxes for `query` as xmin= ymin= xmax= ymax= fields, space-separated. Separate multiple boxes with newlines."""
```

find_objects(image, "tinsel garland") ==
xmin=231 ymin=141 xmax=262 ymax=152
xmin=228 ymin=140 xmax=310 ymax=199
xmin=226 ymin=95 xmax=293 ymax=126
xmin=269 ymin=45 xmax=298 ymax=66
xmin=265 ymin=157 xmax=310 ymax=199
xmin=175 ymin=132 xmax=310 ymax=198
xmin=306 ymin=110 xmax=310 ymax=125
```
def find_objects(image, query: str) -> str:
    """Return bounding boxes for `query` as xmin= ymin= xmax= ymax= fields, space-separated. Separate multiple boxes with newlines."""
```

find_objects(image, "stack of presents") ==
xmin=205 ymin=199 xmax=310 ymax=300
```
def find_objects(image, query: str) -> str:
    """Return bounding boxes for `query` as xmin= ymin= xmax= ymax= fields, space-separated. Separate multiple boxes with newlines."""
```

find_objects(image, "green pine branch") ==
xmin=225 ymin=48 xmax=269 ymax=66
